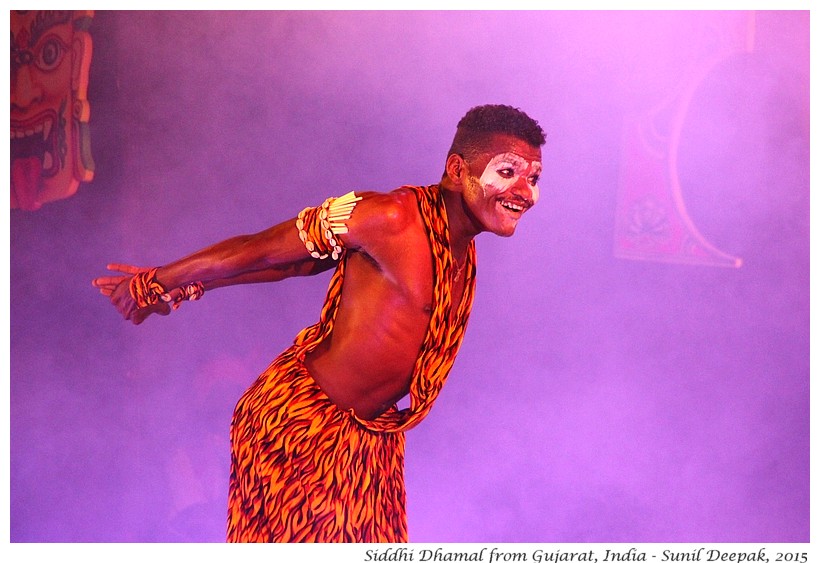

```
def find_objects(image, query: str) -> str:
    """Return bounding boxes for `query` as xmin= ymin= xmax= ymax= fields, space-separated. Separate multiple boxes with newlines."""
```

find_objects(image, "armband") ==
xmin=295 ymin=191 xmax=362 ymax=260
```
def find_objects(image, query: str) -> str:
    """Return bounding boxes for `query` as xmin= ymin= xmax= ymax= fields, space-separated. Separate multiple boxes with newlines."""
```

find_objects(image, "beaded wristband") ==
xmin=296 ymin=191 xmax=362 ymax=260
xmin=162 ymin=281 xmax=206 ymax=310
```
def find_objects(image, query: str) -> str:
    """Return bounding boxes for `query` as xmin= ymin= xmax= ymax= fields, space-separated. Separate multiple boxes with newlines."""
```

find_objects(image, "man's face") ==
xmin=462 ymin=134 xmax=542 ymax=237
xmin=10 ymin=11 xmax=94 ymax=211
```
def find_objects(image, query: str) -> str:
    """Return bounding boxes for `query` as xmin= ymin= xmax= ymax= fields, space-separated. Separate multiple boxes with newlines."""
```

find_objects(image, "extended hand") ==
xmin=92 ymin=263 xmax=141 ymax=297
xmin=92 ymin=263 xmax=185 ymax=324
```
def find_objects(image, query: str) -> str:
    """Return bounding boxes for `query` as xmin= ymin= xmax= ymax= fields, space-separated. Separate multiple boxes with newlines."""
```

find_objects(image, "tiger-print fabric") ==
xmin=227 ymin=185 xmax=477 ymax=542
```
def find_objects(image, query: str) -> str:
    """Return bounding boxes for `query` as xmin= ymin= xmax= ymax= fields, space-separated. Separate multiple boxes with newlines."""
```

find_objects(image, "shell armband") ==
xmin=295 ymin=191 xmax=362 ymax=260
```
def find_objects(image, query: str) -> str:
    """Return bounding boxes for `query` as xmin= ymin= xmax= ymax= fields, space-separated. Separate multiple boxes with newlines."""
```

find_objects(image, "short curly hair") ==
xmin=447 ymin=104 xmax=546 ymax=161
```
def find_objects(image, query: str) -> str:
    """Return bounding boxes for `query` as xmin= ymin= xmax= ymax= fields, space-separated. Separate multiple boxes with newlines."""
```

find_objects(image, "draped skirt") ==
xmin=227 ymin=345 xmax=407 ymax=542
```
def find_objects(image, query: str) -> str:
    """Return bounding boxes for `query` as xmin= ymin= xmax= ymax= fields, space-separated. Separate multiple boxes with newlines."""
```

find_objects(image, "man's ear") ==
xmin=445 ymin=153 xmax=468 ymax=187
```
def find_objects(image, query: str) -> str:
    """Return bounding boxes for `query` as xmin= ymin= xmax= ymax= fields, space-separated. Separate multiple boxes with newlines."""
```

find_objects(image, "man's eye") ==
xmin=528 ymin=176 xmax=540 ymax=186
xmin=497 ymin=168 xmax=514 ymax=178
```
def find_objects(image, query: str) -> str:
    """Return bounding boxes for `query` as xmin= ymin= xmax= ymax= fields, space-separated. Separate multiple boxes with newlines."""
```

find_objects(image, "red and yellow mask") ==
xmin=11 ymin=10 xmax=95 ymax=211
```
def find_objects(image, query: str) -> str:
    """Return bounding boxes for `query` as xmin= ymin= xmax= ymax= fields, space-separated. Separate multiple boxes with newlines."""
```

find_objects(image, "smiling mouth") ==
xmin=498 ymin=198 xmax=531 ymax=216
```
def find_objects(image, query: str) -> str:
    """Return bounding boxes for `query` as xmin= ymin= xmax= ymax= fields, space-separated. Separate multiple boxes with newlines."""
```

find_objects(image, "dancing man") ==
xmin=94 ymin=104 xmax=546 ymax=542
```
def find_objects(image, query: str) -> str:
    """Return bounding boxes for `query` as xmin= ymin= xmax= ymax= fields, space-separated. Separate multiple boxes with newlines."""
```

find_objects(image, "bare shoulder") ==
xmin=342 ymin=188 xmax=422 ymax=250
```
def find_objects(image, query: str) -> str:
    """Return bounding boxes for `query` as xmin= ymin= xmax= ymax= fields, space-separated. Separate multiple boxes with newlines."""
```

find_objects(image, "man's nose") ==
xmin=511 ymin=176 xmax=538 ymax=203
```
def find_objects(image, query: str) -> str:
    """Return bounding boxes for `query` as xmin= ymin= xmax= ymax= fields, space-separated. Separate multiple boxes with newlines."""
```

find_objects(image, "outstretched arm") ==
xmin=93 ymin=258 xmax=334 ymax=322
xmin=93 ymin=260 xmax=330 ymax=297
xmin=97 ymin=216 xmax=336 ymax=324
xmin=95 ymin=189 xmax=416 ymax=325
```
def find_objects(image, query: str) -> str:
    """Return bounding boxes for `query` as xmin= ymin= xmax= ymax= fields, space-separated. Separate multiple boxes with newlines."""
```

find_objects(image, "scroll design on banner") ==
xmin=614 ymin=12 xmax=755 ymax=268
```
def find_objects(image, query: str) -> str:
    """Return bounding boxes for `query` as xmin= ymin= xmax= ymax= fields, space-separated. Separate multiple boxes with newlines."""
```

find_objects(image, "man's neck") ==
xmin=440 ymin=185 xmax=480 ymax=258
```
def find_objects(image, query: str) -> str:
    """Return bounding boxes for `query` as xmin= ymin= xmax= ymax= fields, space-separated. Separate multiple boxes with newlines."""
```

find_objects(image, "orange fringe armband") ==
xmin=296 ymin=191 xmax=362 ymax=260
xmin=128 ymin=268 xmax=167 ymax=308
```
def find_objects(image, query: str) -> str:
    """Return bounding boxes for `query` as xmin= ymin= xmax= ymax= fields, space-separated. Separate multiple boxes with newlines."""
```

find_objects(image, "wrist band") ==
xmin=296 ymin=191 xmax=362 ymax=260
xmin=128 ymin=268 xmax=167 ymax=308
xmin=130 ymin=268 xmax=205 ymax=311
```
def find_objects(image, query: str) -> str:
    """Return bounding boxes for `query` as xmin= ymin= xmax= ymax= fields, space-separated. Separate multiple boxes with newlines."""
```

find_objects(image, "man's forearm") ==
xmin=202 ymin=258 xmax=335 ymax=290
xmin=153 ymin=221 xmax=311 ymax=290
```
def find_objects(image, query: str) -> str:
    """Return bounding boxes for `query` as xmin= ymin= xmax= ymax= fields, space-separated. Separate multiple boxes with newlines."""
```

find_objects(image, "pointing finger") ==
xmin=107 ymin=263 xmax=144 ymax=275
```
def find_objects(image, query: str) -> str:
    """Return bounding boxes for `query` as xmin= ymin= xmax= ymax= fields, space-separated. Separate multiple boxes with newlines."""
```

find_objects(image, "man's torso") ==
xmin=304 ymin=187 xmax=468 ymax=420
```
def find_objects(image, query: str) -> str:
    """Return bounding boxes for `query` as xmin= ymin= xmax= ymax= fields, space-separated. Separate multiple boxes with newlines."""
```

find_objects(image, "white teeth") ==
xmin=15 ymin=130 xmax=25 ymax=139
xmin=25 ymin=128 xmax=34 ymax=136
xmin=43 ymin=151 xmax=53 ymax=170
xmin=34 ymin=124 xmax=43 ymax=133
xmin=501 ymin=201 xmax=524 ymax=212
xmin=43 ymin=119 xmax=52 ymax=140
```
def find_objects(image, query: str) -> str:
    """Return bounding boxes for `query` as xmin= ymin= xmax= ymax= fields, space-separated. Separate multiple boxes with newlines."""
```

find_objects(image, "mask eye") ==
xmin=528 ymin=175 xmax=540 ymax=186
xmin=35 ymin=36 xmax=67 ymax=72
xmin=496 ymin=168 xmax=514 ymax=178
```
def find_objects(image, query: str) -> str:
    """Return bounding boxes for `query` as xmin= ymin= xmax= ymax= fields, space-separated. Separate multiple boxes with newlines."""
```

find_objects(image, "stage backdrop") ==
xmin=10 ymin=11 xmax=809 ymax=542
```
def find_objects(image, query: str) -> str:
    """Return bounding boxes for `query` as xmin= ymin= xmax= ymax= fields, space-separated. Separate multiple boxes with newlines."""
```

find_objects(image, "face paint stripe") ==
xmin=478 ymin=152 xmax=542 ymax=203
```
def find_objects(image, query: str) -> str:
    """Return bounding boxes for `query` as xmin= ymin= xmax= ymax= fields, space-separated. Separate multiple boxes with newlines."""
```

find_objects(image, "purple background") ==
xmin=10 ymin=11 xmax=809 ymax=542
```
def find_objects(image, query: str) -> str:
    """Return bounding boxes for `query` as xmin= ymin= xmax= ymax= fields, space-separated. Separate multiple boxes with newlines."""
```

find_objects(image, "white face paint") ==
xmin=478 ymin=152 xmax=542 ymax=204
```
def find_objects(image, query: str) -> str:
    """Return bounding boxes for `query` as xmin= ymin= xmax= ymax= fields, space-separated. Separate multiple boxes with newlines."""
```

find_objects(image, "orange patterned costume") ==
xmin=227 ymin=185 xmax=477 ymax=542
